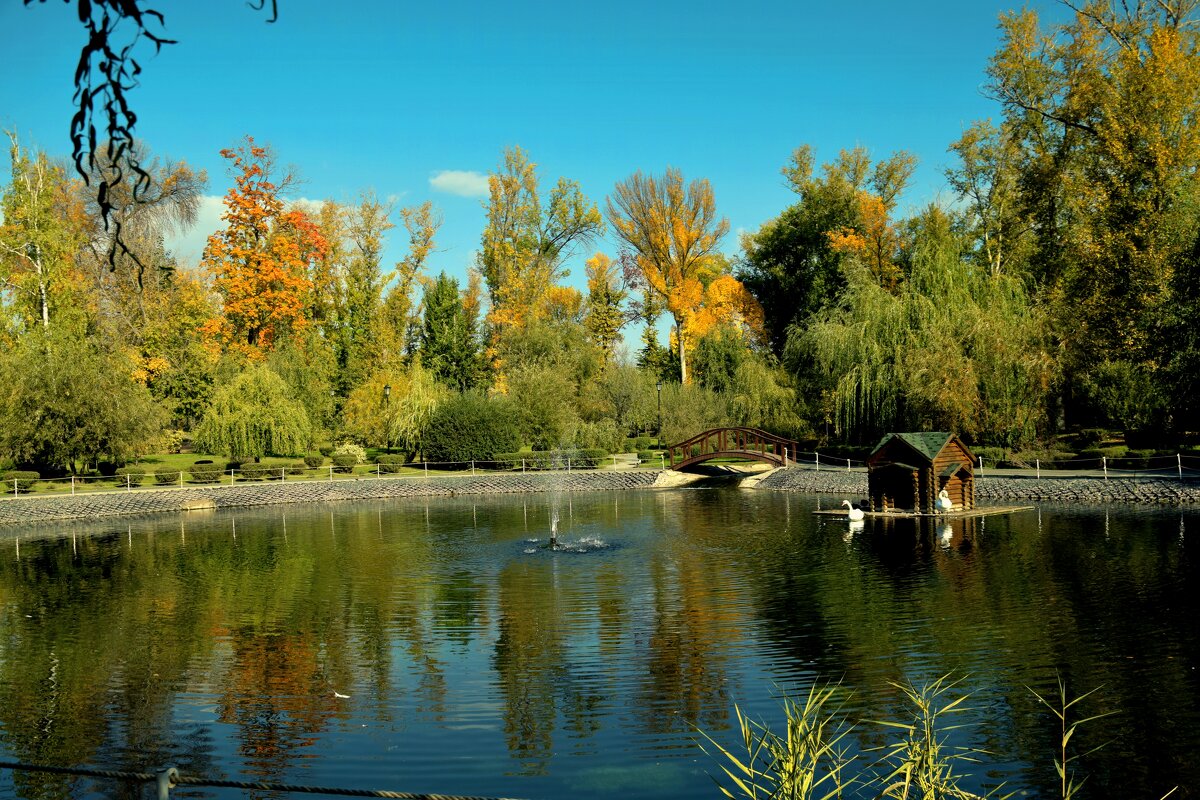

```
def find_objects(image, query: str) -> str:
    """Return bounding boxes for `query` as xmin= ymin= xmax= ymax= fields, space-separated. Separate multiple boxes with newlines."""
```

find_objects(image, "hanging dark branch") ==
xmin=25 ymin=0 xmax=277 ymax=277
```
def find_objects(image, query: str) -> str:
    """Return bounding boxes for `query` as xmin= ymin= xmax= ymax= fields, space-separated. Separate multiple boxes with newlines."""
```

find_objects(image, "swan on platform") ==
xmin=937 ymin=489 xmax=954 ymax=512
xmin=842 ymin=500 xmax=864 ymax=521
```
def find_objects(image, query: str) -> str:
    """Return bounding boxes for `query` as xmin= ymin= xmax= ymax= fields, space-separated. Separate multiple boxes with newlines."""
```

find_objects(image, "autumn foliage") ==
xmin=201 ymin=137 xmax=325 ymax=357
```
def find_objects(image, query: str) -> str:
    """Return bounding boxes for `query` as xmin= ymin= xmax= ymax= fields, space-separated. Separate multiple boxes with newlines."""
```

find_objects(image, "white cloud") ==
xmin=429 ymin=170 xmax=489 ymax=197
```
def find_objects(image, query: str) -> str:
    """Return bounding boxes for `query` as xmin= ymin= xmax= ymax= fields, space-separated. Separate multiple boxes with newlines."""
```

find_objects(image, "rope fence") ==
xmin=0 ymin=453 xmax=672 ymax=498
xmin=0 ymin=760 xmax=526 ymax=800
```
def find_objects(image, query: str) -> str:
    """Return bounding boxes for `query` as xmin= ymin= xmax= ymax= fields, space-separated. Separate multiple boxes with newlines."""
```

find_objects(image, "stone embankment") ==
xmin=755 ymin=466 xmax=1200 ymax=504
xmin=0 ymin=470 xmax=666 ymax=527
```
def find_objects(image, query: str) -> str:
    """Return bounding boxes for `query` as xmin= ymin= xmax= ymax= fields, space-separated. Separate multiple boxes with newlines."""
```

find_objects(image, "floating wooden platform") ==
xmin=813 ymin=505 xmax=1034 ymax=520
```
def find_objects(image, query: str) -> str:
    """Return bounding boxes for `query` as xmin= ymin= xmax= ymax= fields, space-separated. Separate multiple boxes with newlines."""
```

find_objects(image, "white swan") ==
xmin=937 ymin=489 xmax=953 ymax=512
xmin=842 ymin=500 xmax=864 ymax=521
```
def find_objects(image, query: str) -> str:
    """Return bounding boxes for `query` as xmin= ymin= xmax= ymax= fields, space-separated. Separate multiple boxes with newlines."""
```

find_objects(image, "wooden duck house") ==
xmin=866 ymin=432 xmax=976 ymax=513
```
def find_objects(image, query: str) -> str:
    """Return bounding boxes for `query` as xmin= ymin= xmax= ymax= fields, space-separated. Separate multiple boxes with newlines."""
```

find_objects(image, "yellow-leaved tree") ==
xmin=608 ymin=169 xmax=763 ymax=383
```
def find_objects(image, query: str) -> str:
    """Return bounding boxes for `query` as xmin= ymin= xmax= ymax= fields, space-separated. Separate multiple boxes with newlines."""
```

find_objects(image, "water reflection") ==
xmin=0 ymin=494 xmax=1196 ymax=799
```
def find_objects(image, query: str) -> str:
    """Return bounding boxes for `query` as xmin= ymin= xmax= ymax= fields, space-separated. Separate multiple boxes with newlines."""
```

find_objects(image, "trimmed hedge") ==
xmin=377 ymin=454 xmax=408 ymax=474
xmin=303 ymin=453 xmax=324 ymax=469
xmin=331 ymin=454 xmax=358 ymax=473
xmin=637 ymin=450 xmax=661 ymax=464
xmin=189 ymin=465 xmax=224 ymax=483
xmin=115 ymin=466 xmax=147 ymax=485
xmin=238 ymin=463 xmax=275 ymax=481
xmin=494 ymin=448 xmax=607 ymax=470
xmin=153 ymin=470 xmax=182 ymax=485
xmin=1 ymin=471 xmax=39 ymax=493
xmin=634 ymin=436 xmax=652 ymax=450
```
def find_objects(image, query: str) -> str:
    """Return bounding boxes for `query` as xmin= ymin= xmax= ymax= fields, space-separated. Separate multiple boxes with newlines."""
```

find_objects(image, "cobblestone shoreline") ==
xmin=0 ymin=470 xmax=665 ymax=527
xmin=755 ymin=466 xmax=1200 ymax=504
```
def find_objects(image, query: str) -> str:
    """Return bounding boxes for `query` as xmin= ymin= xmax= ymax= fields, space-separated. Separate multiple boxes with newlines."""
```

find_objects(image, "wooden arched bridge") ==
xmin=666 ymin=427 xmax=799 ymax=470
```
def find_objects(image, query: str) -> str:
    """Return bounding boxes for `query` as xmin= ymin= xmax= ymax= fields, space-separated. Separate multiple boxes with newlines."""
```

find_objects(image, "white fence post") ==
xmin=328 ymin=465 xmax=333 ymax=481
xmin=1179 ymin=453 xmax=1184 ymax=483
xmin=471 ymin=460 xmax=475 ymax=475
xmin=71 ymin=475 xmax=75 ymax=495
xmin=1036 ymin=459 xmax=1040 ymax=480
xmin=11 ymin=479 xmax=17 ymax=496
xmin=126 ymin=474 xmax=131 ymax=492
xmin=230 ymin=469 xmax=236 ymax=485
xmin=567 ymin=457 xmax=572 ymax=472
xmin=846 ymin=458 xmax=851 ymax=473
xmin=783 ymin=446 xmax=789 ymax=466
xmin=179 ymin=471 xmax=184 ymax=487
xmin=522 ymin=458 xmax=526 ymax=473
xmin=816 ymin=452 xmax=820 ymax=471
xmin=979 ymin=457 xmax=984 ymax=479
xmin=1103 ymin=456 xmax=1108 ymax=480
xmin=424 ymin=461 xmax=429 ymax=478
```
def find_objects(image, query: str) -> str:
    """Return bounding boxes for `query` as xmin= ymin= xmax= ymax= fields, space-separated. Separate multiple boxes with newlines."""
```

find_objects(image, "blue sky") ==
xmin=1 ymin=0 xmax=1066 ymax=293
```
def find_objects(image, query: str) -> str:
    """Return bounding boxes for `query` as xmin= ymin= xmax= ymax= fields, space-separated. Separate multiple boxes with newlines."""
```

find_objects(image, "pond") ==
xmin=0 ymin=489 xmax=1197 ymax=799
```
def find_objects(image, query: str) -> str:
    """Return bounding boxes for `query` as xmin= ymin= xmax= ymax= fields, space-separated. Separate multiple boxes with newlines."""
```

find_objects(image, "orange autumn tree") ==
xmin=201 ymin=138 xmax=325 ymax=357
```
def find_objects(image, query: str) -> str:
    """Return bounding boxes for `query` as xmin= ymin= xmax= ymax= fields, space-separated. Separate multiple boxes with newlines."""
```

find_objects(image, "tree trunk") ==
xmin=675 ymin=316 xmax=688 ymax=384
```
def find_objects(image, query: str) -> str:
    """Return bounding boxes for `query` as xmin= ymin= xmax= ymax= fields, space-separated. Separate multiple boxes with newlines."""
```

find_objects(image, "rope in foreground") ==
xmin=0 ymin=761 xmax=527 ymax=800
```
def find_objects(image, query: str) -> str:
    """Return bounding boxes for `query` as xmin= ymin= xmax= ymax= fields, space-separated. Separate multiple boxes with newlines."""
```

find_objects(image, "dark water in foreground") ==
xmin=0 ymin=490 xmax=1196 ymax=799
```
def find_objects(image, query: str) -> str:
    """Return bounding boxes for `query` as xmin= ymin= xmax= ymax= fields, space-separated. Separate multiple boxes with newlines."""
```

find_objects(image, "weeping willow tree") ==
xmin=340 ymin=359 xmax=449 ymax=457
xmin=790 ymin=208 xmax=1054 ymax=447
xmin=194 ymin=364 xmax=312 ymax=460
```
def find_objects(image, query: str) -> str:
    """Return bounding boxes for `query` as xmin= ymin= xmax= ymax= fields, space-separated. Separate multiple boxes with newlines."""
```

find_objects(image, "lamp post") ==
xmin=656 ymin=380 xmax=663 ymax=445
xmin=383 ymin=384 xmax=391 ymax=454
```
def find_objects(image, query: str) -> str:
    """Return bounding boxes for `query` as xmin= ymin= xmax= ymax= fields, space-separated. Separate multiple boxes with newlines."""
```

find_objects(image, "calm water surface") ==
xmin=0 ymin=489 xmax=1196 ymax=799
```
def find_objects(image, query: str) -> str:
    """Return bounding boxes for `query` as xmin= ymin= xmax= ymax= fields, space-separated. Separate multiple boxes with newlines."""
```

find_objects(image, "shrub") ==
xmin=637 ymin=449 xmax=660 ymax=465
xmin=189 ymin=465 xmax=224 ymax=483
xmin=303 ymin=453 xmax=324 ymax=469
xmin=332 ymin=442 xmax=367 ymax=463
xmin=1076 ymin=428 xmax=1107 ymax=448
xmin=1074 ymin=448 xmax=1105 ymax=464
xmin=494 ymin=448 xmax=607 ymax=469
xmin=288 ymin=461 xmax=308 ymax=473
xmin=634 ymin=436 xmax=652 ymax=450
xmin=572 ymin=419 xmax=623 ymax=453
xmin=377 ymin=454 xmax=408 ymax=473
xmin=318 ymin=445 xmax=334 ymax=457
xmin=424 ymin=392 xmax=521 ymax=466
xmin=971 ymin=446 xmax=1006 ymax=466
xmin=153 ymin=470 xmax=181 ymax=485
xmin=238 ymin=463 xmax=274 ymax=481
xmin=114 ymin=466 xmax=147 ymax=485
xmin=1124 ymin=449 xmax=1155 ymax=468
xmin=1 ymin=470 xmax=39 ymax=493
xmin=331 ymin=454 xmax=358 ymax=473
xmin=158 ymin=428 xmax=186 ymax=454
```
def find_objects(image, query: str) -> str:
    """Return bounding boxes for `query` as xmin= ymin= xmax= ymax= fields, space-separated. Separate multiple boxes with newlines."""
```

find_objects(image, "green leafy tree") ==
xmin=0 ymin=136 xmax=90 ymax=333
xmin=740 ymin=145 xmax=916 ymax=353
xmin=341 ymin=360 xmax=448 ymax=457
xmin=582 ymin=252 xmax=628 ymax=365
xmin=194 ymin=364 xmax=312 ymax=460
xmin=0 ymin=331 xmax=165 ymax=471
xmin=478 ymin=146 xmax=603 ymax=333
xmin=793 ymin=206 xmax=1053 ymax=447
xmin=418 ymin=272 xmax=483 ymax=391
xmin=336 ymin=192 xmax=392 ymax=391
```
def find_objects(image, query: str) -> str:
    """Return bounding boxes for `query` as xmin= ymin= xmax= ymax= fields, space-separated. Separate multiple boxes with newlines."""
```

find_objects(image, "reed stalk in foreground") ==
xmin=869 ymin=674 xmax=1007 ymax=800
xmin=696 ymin=682 xmax=855 ymax=800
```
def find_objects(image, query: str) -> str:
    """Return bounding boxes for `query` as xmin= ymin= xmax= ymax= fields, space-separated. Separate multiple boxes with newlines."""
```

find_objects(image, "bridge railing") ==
xmin=666 ymin=427 xmax=801 ymax=468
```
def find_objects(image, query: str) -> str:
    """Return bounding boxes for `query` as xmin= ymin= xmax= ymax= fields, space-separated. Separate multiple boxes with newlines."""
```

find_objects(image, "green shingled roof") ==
xmin=871 ymin=432 xmax=953 ymax=463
